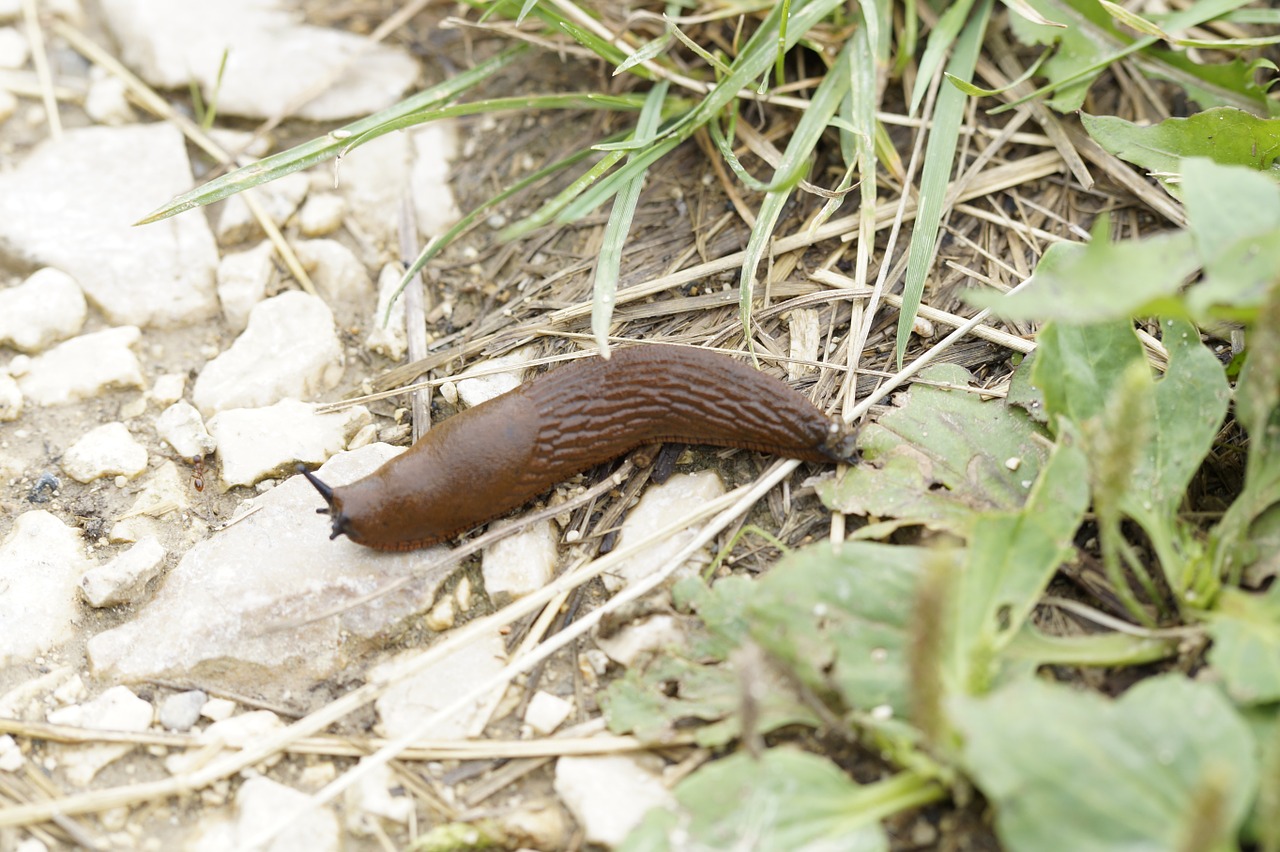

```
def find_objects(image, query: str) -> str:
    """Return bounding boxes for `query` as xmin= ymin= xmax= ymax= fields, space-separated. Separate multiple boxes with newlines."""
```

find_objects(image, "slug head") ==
xmin=299 ymin=467 xmax=355 ymax=542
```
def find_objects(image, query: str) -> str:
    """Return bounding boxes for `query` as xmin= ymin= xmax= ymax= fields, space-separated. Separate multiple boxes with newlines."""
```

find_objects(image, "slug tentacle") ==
xmin=309 ymin=346 xmax=857 ymax=551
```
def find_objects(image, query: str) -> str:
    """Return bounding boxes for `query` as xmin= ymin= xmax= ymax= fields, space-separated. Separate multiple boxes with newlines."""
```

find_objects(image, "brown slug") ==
xmin=301 ymin=345 xmax=856 ymax=551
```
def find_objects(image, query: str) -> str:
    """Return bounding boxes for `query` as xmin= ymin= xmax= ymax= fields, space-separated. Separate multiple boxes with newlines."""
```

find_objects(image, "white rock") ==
xmin=217 ymin=172 xmax=309 ymax=244
xmin=0 ymin=26 xmax=27 ymax=68
xmin=200 ymin=697 xmax=237 ymax=722
xmin=100 ymin=0 xmax=417 ymax=121
xmin=372 ymin=630 xmax=507 ymax=740
xmin=365 ymin=263 xmax=408 ymax=360
xmin=554 ymin=754 xmax=675 ymax=848
xmin=604 ymin=471 xmax=725 ymax=593
xmin=595 ymin=615 xmax=687 ymax=668
xmin=149 ymin=373 xmax=186 ymax=406
xmin=456 ymin=349 xmax=534 ymax=408
xmin=61 ymin=422 xmax=148 ymax=483
xmin=233 ymin=776 xmax=340 ymax=852
xmin=80 ymin=536 xmax=167 ymax=607
xmin=344 ymin=760 xmax=413 ymax=833
xmin=155 ymin=400 xmax=217 ymax=459
xmin=0 ymin=734 xmax=22 ymax=771
xmin=191 ymin=291 xmax=343 ymax=416
xmin=524 ymin=691 xmax=573 ymax=735
xmin=0 ymin=371 xmax=21 ymax=421
xmin=201 ymin=709 xmax=282 ymax=747
xmin=0 ymin=88 xmax=15 ymax=124
xmin=85 ymin=65 xmax=134 ymax=125
xmin=87 ymin=445 xmax=452 ymax=697
xmin=334 ymin=131 xmax=409 ymax=246
xmin=0 ymin=124 xmax=219 ymax=327
xmin=207 ymin=399 xmax=370 ymax=489
xmin=216 ymin=241 xmax=275 ymax=332
xmin=115 ymin=459 xmax=189 ymax=522
xmin=15 ymin=326 xmax=144 ymax=406
xmin=411 ymin=122 xmax=462 ymax=237
xmin=0 ymin=511 xmax=88 ymax=665
xmin=159 ymin=689 xmax=206 ymax=732
xmin=294 ymin=239 xmax=372 ymax=310
xmin=45 ymin=686 xmax=152 ymax=785
xmin=482 ymin=519 xmax=557 ymax=603
xmin=296 ymin=192 xmax=344 ymax=237
xmin=0 ymin=267 xmax=87 ymax=352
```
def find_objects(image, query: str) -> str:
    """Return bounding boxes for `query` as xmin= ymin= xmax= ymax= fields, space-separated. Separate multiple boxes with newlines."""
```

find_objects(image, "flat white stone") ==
xmin=207 ymin=399 xmax=371 ymax=489
xmin=216 ymin=241 xmax=276 ymax=332
xmin=482 ymin=519 xmax=558 ymax=603
xmin=233 ymin=776 xmax=339 ymax=852
xmin=0 ymin=371 xmax=21 ymax=421
xmin=344 ymin=761 xmax=414 ymax=830
xmin=0 ymin=734 xmax=22 ymax=772
xmin=0 ymin=267 xmax=87 ymax=352
xmin=411 ymin=122 xmax=462 ymax=237
xmin=191 ymin=291 xmax=343 ymax=416
xmin=372 ymin=630 xmax=507 ymax=740
xmin=364 ymin=263 xmax=407 ymax=360
xmin=200 ymin=697 xmax=237 ymax=722
xmin=456 ymin=349 xmax=534 ymax=408
xmin=0 ymin=511 xmax=87 ymax=665
xmin=524 ymin=691 xmax=573 ymax=735
xmin=166 ymin=709 xmax=284 ymax=775
xmin=15 ymin=326 xmax=144 ymax=406
xmin=87 ymin=445 xmax=453 ymax=698
xmin=0 ymin=26 xmax=28 ymax=68
xmin=294 ymin=239 xmax=373 ymax=310
xmin=554 ymin=754 xmax=675 ymax=848
xmin=115 ymin=459 xmax=189 ymax=522
xmin=45 ymin=686 xmax=153 ymax=786
xmin=0 ymin=124 xmax=219 ymax=328
xmin=603 ymin=471 xmax=725 ymax=593
xmin=101 ymin=0 xmax=417 ymax=121
xmin=296 ymin=192 xmax=344 ymax=237
xmin=80 ymin=536 xmax=167 ymax=607
xmin=159 ymin=689 xmax=206 ymax=732
xmin=217 ymin=173 xmax=309 ymax=244
xmin=61 ymin=422 xmax=148 ymax=483
xmin=332 ymin=123 xmax=409 ymax=247
xmin=0 ymin=88 xmax=15 ymax=124
xmin=155 ymin=400 xmax=217 ymax=459
xmin=594 ymin=615 xmax=687 ymax=668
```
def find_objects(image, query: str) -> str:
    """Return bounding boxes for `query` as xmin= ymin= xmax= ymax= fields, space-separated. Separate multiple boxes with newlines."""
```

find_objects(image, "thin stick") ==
xmin=22 ymin=0 xmax=60 ymax=140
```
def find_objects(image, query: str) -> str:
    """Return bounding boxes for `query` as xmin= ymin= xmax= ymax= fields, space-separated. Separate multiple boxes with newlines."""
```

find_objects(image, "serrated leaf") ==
xmin=817 ymin=364 xmax=1052 ymax=537
xmin=953 ymin=675 xmax=1259 ymax=852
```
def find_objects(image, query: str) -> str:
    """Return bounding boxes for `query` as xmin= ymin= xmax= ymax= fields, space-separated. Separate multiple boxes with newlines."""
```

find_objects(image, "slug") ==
xmin=302 ymin=345 xmax=856 ymax=551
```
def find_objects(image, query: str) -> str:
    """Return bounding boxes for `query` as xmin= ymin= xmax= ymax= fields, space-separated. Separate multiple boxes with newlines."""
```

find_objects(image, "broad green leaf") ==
xmin=969 ymin=222 xmax=1199 ymax=322
xmin=896 ymin=0 xmax=991 ymax=366
xmin=1031 ymin=320 xmax=1145 ymax=429
xmin=1122 ymin=319 xmax=1230 ymax=522
xmin=817 ymin=364 xmax=1052 ymax=538
xmin=747 ymin=541 xmax=942 ymax=717
xmin=621 ymin=750 xmax=942 ymax=852
xmin=953 ymin=439 xmax=1089 ymax=694
xmin=953 ymin=675 xmax=1259 ymax=852
xmin=1208 ymin=585 xmax=1280 ymax=705
xmin=671 ymin=575 xmax=755 ymax=660
xmin=1082 ymin=109 xmax=1280 ymax=199
xmin=1006 ymin=0 xmax=1127 ymax=111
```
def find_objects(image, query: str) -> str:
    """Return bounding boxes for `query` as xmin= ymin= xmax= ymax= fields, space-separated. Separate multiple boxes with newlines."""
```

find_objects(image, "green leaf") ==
xmin=1208 ymin=585 xmax=1280 ymax=705
xmin=953 ymin=439 xmax=1089 ymax=694
xmin=896 ymin=0 xmax=991 ymax=366
xmin=747 ymin=541 xmax=943 ymax=718
xmin=1032 ymin=320 xmax=1145 ymax=429
xmin=970 ymin=221 xmax=1199 ymax=323
xmin=621 ymin=750 xmax=942 ymax=852
xmin=1082 ymin=109 xmax=1280 ymax=199
xmin=1003 ymin=624 xmax=1179 ymax=667
xmin=953 ymin=675 xmax=1259 ymax=852
xmin=816 ymin=364 xmax=1053 ymax=538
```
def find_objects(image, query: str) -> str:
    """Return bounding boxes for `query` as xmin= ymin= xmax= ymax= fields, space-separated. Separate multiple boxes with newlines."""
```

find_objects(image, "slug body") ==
xmin=303 ymin=346 xmax=855 ymax=551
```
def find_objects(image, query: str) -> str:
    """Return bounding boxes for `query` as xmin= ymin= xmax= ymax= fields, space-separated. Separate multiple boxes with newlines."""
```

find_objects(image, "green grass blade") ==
xmin=137 ymin=45 xmax=528 ymax=224
xmin=593 ymin=81 xmax=671 ymax=354
xmin=910 ymin=0 xmax=977 ymax=115
xmin=895 ymin=0 xmax=993 ymax=367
